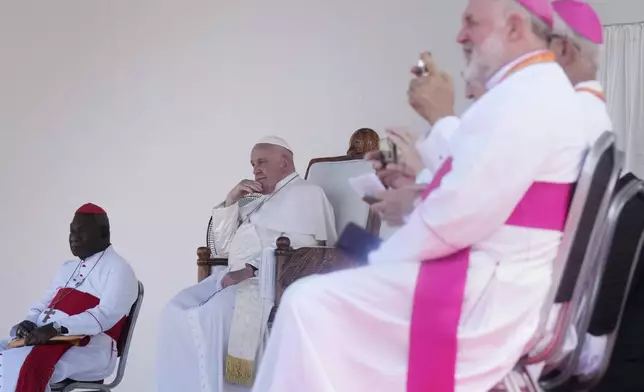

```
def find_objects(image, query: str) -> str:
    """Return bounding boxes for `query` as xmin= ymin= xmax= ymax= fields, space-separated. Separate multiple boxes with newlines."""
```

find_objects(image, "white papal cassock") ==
xmin=156 ymin=172 xmax=337 ymax=392
xmin=252 ymin=50 xmax=589 ymax=392
xmin=0 ymin=246 xmax=138 ymax=392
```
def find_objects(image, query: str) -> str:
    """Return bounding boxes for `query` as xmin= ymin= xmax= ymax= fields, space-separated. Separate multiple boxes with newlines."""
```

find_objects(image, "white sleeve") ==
xmin=370 ymin=114 xmax=554 ymax=263
xmin=417 ymin=116 xmax=460 ymax=174
xmin=210 ymin=203 xmax=241 ymax=256
xmin=59 ymin=263 xmax=138 ymax=336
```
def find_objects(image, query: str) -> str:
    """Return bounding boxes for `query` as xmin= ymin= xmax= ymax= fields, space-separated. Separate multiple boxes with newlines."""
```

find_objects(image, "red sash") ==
xmin=15 ymin=288 xmax=126 ymax=392
xmin=407 ymin=158 xmax=573 ymax=391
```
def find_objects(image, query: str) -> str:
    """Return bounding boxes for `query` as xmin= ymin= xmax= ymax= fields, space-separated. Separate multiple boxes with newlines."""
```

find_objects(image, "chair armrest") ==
xmin=196 ymin=247 xmax=229 ymax=282
xmin=273 ymin=237 xmax=365 ymax=307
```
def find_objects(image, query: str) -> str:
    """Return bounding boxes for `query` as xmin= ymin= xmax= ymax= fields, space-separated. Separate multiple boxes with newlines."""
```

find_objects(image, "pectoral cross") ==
xmin=42 ymin=308 xmax=56 ymax=323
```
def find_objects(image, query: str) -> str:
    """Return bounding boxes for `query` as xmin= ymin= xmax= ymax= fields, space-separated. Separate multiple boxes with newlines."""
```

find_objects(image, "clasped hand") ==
xmin=14 ymin=322 xmax=59 ymax=346
xmin=14 ymin=320 xmax=37 ymax=339
xmin=225 ymin=180 xmax=263 ymax=207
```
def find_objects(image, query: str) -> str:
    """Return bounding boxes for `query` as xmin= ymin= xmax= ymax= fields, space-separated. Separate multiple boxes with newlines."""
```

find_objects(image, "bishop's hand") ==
xmin=365 ymin=150 xmax=416 ymax=190
xmin=24 ymin=323 xmax=59 ymax=346
xmin=225 ymin=180 xmax=263 ymax=207
xmin=408 ymin=52 xmax=455 ymax=126
xmin=14 ymin=320 xmax=38 ymax=339
xmin=385 ymin=128 xmax=425 ymax=176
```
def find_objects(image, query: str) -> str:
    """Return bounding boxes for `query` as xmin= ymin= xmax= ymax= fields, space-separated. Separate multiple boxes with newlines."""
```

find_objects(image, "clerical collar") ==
xmin=82 ymin=245 xmax=112 ymax=263
xmin=574 ymin=80 xmax=606 ymax=102
xmin=575 ymin=80 xmax=603 ymax=92
xmin=485 ymin=49 xmax=550 ymax=90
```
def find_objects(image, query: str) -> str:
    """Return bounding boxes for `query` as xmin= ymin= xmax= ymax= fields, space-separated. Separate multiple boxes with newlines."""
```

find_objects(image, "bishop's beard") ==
xmin=462 ymin=30 xmax=506 ymax=86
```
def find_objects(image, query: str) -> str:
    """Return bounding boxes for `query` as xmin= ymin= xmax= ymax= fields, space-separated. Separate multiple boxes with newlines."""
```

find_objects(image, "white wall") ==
xmin=0 ymin=0 xmax=468 ymax=390
xmin=589 ymin=0 xmax=644 ymax=25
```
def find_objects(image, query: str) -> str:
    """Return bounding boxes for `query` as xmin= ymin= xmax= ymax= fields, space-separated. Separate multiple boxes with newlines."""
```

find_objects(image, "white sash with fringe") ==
xmin=225 ymin=249 xmax=276 ymax=386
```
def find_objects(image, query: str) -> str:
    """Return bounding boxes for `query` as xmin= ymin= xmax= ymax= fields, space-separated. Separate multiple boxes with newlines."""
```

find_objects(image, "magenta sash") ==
xmin=407 ymin=158 xmax=574 ymax=392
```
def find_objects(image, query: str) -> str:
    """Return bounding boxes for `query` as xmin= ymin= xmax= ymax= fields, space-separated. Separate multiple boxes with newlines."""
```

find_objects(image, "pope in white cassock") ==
xmin=251 ymin=0 xmax=593 ymax=391
xmin=156 ymin=136 xmax=337 ymax=392
xmin=0 ymin=203 xmax=138 ymax=392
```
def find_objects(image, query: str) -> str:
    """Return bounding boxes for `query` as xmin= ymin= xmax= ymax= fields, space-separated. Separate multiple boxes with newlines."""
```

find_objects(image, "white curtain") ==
xmin=599 ymin=23 xmax=644 ymax=177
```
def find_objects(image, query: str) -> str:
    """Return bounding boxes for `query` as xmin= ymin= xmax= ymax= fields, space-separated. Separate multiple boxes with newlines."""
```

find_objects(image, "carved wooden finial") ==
xmin=197 ymin=246 xmax=212 ymax=261
xmin=347 ymin=128 xmax=380 ymax=158
xmin=276 ymin=236 xmax=291 ymax=250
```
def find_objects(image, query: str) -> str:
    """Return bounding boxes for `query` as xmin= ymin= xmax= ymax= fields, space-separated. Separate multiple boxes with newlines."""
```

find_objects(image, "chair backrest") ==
xmin=108 ymin=281 xmax=144 ymax=387
xmin=587 ymin=176 xmax=644 ymax=336
xmin=552 ymin=178 xmax=644 ymax=390
xmin=305 ymin=156 xmax=380 ymax=235
xmin=526 ymin=132 xmax=620 ymax=365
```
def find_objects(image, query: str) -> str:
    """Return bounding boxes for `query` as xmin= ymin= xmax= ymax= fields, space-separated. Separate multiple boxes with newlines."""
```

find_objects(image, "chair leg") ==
xmin=502 ymin=372 xmax=523 ymax=392
xmin=521 ymin=373 xmax=542 ymax=392
xmin=516 ymin=364 xmax=542 ymax=392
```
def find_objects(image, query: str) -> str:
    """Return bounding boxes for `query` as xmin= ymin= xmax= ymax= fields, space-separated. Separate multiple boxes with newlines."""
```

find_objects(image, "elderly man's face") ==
xmin=251 ymin=144 xmax=288 ymax=194
xmin=457 ymin=0 xmax=509 ymax=84
xmin=69 ymin=214 xmax=105 ymax=259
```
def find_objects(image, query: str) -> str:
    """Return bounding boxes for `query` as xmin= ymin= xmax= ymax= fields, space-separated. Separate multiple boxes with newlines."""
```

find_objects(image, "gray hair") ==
xmin=498 ymin=0 xmax=552 ymax=42
xmin=552 ymin=13 xmax=602 ymax=70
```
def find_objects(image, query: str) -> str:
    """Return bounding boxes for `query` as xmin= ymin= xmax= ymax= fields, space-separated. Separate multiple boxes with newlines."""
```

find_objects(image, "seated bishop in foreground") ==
xmin=156 ymin=136 xmax=337 ymax=392
xmin=0 ymin=203 xmax=139 ymax=392
xmin=251 ymin=0 xmax=590 ymax=391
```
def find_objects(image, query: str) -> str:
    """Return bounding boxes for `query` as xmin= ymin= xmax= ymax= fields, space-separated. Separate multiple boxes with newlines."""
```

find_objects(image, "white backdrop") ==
xmin=0 ymin=0 xmax=468 ymax=390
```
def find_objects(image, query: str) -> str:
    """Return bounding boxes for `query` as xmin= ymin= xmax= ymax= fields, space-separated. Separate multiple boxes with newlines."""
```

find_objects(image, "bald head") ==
xmin=458 ymin=0 xmax=553 ymax=85
xmin=251 ymin=143 xmax=295 ymax=194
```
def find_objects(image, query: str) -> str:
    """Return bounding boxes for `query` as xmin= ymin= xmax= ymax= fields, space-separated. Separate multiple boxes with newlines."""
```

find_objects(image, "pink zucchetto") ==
xmin=515 ymin=0 xmax=555 ymax=28
xmin=552 ymin=0 xmax=603 ymax=44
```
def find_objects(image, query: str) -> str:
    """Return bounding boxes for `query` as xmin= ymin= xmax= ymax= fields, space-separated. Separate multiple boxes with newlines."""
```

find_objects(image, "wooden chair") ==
xmin=196 ymin=155 xmax=380 ymax=309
